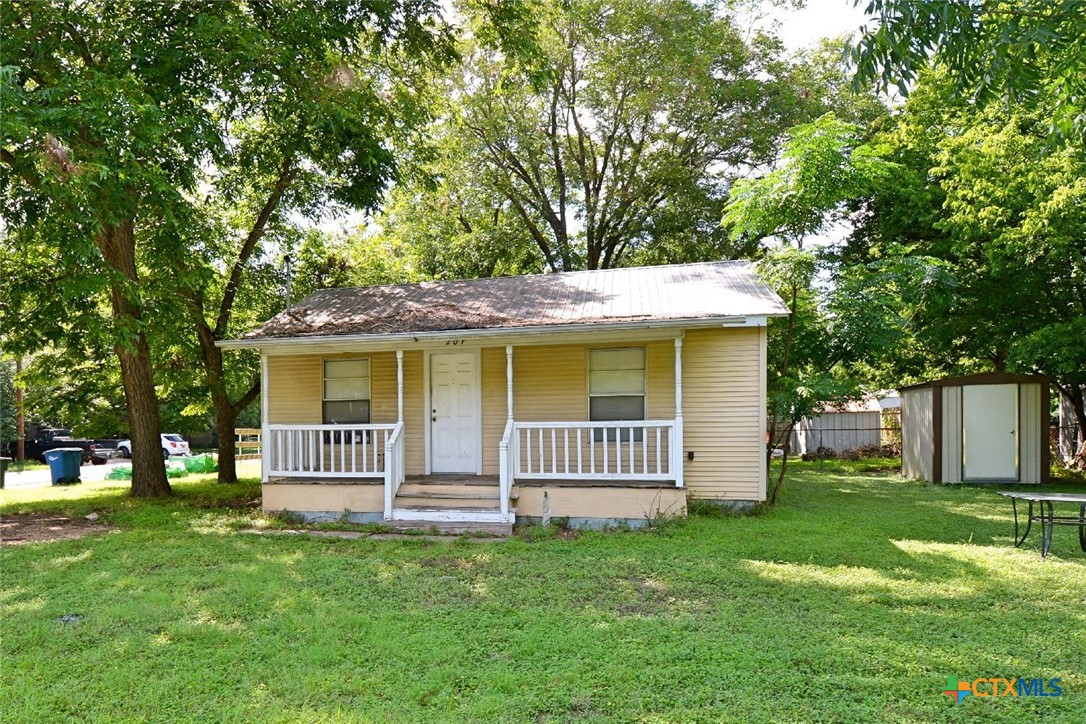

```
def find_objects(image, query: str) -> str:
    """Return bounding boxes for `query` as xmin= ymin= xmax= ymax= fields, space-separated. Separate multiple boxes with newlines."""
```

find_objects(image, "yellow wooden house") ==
xmin=219 ymin=261 xmax=787 ymax=530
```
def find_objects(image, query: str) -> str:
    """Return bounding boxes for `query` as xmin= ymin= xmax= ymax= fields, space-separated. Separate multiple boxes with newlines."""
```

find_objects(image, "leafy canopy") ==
xmin=851 ymin=0 xmax=1086 ymax=139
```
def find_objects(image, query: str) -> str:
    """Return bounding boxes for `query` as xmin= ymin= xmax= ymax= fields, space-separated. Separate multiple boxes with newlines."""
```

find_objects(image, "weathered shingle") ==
xmin=241 ymin=261 xmax=787 ymax=340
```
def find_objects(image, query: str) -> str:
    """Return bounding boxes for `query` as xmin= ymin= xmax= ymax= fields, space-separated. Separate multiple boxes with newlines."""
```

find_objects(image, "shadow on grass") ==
xmin=2 ymin=459 xmax=1084 ymax=720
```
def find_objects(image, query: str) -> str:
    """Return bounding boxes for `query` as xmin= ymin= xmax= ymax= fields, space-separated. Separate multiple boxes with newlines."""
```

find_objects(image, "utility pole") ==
xmin=284 ymin=253 xmax=293 ymax=312
xmin=15 ymin=358 xmax=24 ymax=461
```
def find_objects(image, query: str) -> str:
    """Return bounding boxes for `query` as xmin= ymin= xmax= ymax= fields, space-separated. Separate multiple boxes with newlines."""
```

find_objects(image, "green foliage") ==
xmin=724 ymin=113 xmax=897 ymax=248
xmin=371 ymin=0 xmax=829 ymax=272
xmin=2 ymin=464 xmax=1084 ymax=720
xmin=757 ymin=247 xmax=855 ymax=424
xmin=0 ymin=1 xmax=479 ymax=483
xmin=0 ymin=359 xmax=16 ymax=447
xmin=851 ymin=0 xmax=1086 ymax=139
xmin=843 ymin=73 xmax=1086 ymax=388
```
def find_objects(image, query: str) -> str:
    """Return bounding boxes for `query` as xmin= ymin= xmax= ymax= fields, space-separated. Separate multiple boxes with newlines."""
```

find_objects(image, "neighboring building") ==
xmin=899 ymin=373 xmax=1049 ymax=484
xmin=219 ymin=261 xmax=787 ymax=528
xmin=790 ymin=396 xmax=900 ymax=456
xmin=1057 ymin=390 xmax=1083 ymax=463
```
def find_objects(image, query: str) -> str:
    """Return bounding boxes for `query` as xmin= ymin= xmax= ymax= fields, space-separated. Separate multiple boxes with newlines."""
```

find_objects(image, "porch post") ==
xmin=674 ymin=337 xmax=684 ymax=487
xmin=260 ymin=352 xmax=269 ymax=483
xmin=396 ymin=350 xmax=404 ymax=424
xmin=506 ymin=345 xmax=514 ymax=421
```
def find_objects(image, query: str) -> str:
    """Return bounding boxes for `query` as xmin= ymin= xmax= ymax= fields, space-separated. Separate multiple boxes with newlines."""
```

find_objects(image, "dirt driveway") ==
xmin=0 ymin=513 xmax=113 ymax=546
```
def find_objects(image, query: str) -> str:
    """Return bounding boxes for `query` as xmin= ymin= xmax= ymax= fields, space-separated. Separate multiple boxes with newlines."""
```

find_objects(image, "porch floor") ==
xmin=265 ymin=474 xmax=675 ymax=488
xmin=405 ymin=474 xmax=499 ymax=486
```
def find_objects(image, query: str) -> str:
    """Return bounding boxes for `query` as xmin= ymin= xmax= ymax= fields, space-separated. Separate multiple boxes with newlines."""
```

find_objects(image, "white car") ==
xmin=117 ymin=433 xmax=191 ymax=459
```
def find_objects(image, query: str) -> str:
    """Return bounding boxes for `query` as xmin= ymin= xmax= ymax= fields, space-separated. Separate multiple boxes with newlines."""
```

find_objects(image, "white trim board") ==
xmin=220 ymin=316 xmax=771 ymax=352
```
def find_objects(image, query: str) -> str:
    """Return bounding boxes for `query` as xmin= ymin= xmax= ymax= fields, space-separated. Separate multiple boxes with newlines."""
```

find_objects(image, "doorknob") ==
xmin=432 ymin=416 xmax=438 ymax=422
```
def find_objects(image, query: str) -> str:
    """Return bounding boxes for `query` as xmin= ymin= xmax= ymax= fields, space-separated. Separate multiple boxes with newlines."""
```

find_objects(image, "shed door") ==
xmin=430 ymin=353 xmax=480 ymax=474
xmin=962 ymin=384 xmax=1018 ymax=480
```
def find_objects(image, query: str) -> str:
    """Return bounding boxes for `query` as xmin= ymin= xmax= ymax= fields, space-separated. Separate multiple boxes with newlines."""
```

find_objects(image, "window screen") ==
xmin=589 ymin=348 xmax=645 ymax=440
xmin=323 ymin=359 xmax=371 ymax=424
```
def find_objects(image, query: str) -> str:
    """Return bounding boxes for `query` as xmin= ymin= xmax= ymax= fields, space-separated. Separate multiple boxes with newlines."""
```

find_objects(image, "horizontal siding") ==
xmin=682 ymin=327 xmax=764 ymax=501
xmin=267 ymin=351 xmax=425 ymax=473
xmin=481 ymin=347 xmax=507 ymax=475
xmin=267 ymin=356 xmax=322 ymax=423
xmin=482 ymin=341 xmax=675 ymax=475
xmin=264 ymin=334 xmax=763 ymax=495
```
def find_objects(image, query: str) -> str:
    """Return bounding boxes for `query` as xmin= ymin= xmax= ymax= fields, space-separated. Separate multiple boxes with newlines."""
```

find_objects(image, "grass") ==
xmin=3 ymin=459 xmax=47 ymax=473
xmin=2 ymin=462 xmax=1084 ymax=722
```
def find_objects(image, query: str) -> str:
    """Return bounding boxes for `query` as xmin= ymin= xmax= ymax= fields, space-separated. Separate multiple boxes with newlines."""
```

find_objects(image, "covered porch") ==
xmin=259 ymin=337 xmax=687 ymax=526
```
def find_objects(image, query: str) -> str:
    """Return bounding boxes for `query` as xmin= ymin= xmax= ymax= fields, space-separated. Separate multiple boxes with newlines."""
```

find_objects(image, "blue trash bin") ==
xmin=44 ymin=448 xmax=83 ymax=485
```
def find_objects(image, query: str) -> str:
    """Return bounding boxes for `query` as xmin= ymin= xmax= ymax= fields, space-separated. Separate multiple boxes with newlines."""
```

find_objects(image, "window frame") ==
xmin=587 ymin=347 xmax=646 ymax=440
xmin=322 ymin=358 xmax=372 ymax=426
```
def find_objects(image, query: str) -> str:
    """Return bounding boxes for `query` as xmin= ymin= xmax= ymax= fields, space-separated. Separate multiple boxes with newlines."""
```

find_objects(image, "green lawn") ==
xmin=3 ymin=459 xmax=47 ymax=473
xmin=2 ymin=462 xmax=1083 ymax=722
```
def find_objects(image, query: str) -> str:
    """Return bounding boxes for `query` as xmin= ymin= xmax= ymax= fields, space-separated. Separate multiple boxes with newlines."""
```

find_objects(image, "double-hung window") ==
xmin=323 ymin=359 xmax=371 ymax=425
xmin=589 ymin=348 xmax=645 ymax=440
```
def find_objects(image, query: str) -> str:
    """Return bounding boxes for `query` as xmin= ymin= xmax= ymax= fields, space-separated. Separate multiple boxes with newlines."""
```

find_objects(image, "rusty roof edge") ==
xmin=216 ymin=313 xmax=782 ymax=350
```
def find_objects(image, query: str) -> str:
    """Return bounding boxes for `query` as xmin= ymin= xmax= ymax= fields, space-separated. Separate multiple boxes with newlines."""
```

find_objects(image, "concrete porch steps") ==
xmin=382 ymin=519 xmax=514 ymax=536
xmin=391 ymin=477 xmax=514 ymax=526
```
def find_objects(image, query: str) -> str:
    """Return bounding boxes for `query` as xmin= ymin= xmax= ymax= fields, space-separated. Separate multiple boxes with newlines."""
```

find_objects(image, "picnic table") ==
xmin=997 ymin=491 xmax=1086 ymax=559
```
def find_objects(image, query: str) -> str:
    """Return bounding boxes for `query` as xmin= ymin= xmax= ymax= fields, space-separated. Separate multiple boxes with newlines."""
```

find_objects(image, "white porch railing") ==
xmin=383 ymin=422 xmax=405 ymax=519
xmin=513 ymin=420 xmax=679 ymax=483
xmin=499 ymin=419 xmax=515 ymax=520
xmin=266 ymin=424 xmax=397 ymax=478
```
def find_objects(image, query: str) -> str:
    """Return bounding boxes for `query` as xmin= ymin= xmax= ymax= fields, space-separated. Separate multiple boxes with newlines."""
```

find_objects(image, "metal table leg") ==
xmin=1012 ymin=498 xmax=1032 ymax=547
xmin=1079 ymin=503 xmax=1085 ymax=553
xmin=1042 ymin=501 xmax=1054 ymax=559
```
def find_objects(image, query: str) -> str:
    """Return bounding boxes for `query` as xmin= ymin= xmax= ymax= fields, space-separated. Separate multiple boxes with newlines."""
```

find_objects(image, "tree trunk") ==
xmin=192 ymin=320 xmax=260 ymax=485
xmin=768 ymin=425 xmax=794 ymax=506
xmin=213 ymin=390 xmax=240 ymax=485
xmin=1070 ymin=385 xmax=1086 ymax=468
xmin=98 ymin=219 xmax=170 ymax=497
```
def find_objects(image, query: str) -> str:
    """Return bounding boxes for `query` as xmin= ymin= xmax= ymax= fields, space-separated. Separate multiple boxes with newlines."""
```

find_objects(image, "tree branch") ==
xmin=231 ymin=378 xmax=262 ymax=417
xmin=215 ymin=157 xmax=296 ymax=338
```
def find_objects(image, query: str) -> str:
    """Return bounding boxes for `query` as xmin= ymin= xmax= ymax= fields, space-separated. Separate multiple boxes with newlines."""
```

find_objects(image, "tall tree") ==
xmin=841 ymin=72 xmax=1086 ymax=463
xmin=851 ymin=0 xmax=1086 ymax=138
xmin=1 ymin=1 xmax=464 ymax=492
xmin=724 ymin=113 xmax=897 ymax=502
xmin=375 ymin=0 xmax=814 ymax=273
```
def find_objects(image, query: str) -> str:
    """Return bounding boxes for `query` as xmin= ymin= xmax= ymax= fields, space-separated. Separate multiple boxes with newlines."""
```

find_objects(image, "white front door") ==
xmin=430 ymin=352 xmax=480 ymax=473
xmin=963 ymin=384 xmax=1018 ymax=480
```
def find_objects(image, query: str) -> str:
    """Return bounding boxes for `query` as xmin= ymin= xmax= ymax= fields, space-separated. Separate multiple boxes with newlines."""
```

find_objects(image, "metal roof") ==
xmin=898 ymin=371 xmax=1051 ymax=391
xmin=236 ymin=261 xmax=788 ymax=341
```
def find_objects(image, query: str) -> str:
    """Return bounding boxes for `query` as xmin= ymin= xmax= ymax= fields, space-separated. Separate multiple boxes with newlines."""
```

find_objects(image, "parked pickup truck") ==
xmin=10 ymin=427 xmax=110 ymax=465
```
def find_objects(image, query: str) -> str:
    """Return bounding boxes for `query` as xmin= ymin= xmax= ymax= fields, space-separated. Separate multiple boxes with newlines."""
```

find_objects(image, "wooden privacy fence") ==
xmin=235 ymin=428 xmax=262 ymax=459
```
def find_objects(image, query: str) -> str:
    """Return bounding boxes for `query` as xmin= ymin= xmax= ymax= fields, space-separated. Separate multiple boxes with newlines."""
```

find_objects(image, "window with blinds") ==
xmin=589 ymin=348 xmax=645 ymax=439
xmin=323 ymin=359 xmax=371 ymax=424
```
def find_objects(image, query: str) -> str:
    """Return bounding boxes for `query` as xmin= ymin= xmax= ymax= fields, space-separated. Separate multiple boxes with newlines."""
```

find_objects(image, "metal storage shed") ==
xmin=899 ymin=372 xmax=1050 ymax=484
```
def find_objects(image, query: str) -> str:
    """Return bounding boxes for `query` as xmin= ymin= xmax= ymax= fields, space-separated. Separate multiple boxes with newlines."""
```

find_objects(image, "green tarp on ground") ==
xmin=105 ymin=464 xmax=132 ymax=480
xmin=182 ymin=454 xmax=218 ymax=473
xmin=106 ymin=457 xmax=214 ymax=480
